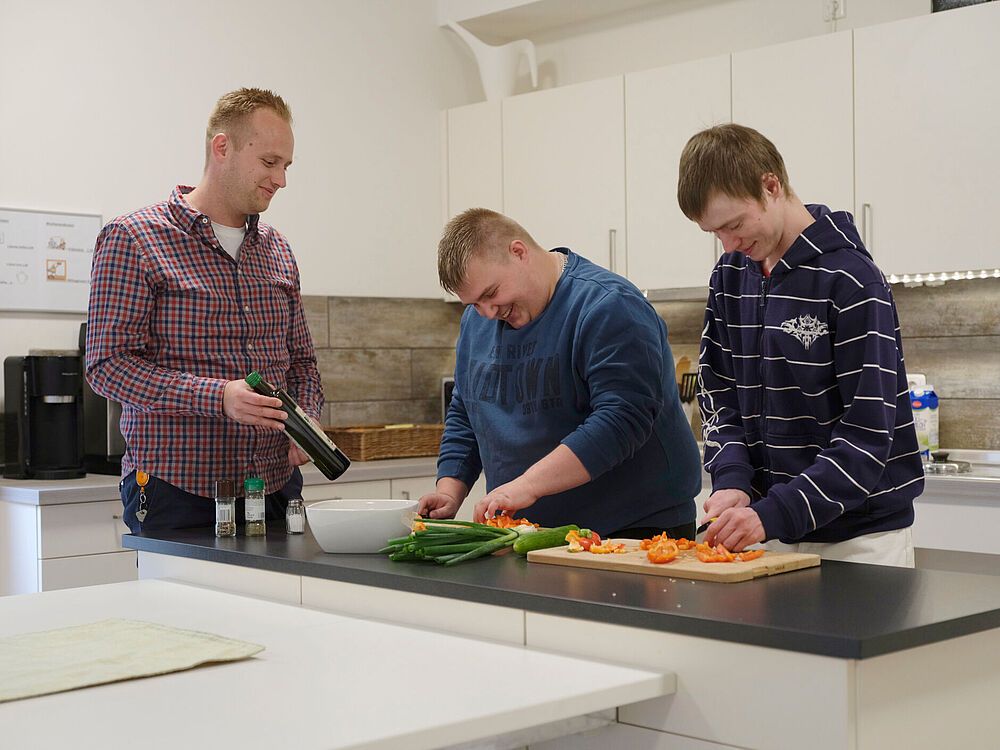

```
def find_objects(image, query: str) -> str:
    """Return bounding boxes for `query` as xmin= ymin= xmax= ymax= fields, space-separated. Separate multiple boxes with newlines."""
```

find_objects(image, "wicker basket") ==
xmin=323 ymin=423 xmax=444 ymax=461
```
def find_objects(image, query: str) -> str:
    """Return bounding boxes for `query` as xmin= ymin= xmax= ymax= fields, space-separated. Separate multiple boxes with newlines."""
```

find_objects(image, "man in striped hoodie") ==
xmin=677 ymin=124 xmax=923 ymax=566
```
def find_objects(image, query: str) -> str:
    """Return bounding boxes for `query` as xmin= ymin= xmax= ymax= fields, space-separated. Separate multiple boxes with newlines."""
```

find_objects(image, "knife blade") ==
xmin=696 ymin=517 xmax=718 ymax=535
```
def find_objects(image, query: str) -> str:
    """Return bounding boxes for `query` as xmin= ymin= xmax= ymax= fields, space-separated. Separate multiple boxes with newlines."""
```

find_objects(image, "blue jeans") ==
xmin=120 ymin=468 xmax=303 ymax=534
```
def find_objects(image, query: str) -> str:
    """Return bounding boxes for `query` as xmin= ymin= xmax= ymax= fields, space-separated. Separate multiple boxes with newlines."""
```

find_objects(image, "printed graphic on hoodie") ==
xmin=779 ymin=314 xmax=829 ymax=350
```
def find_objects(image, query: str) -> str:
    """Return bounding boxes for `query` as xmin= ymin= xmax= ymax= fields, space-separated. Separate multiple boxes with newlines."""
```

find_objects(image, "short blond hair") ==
xmin=438 ymin=208 xmax=539 ymax=294
xmin=677 ymin=124 xmax=793 ymax=221
xmin=204 ymin=87 xmax=292 ymax=167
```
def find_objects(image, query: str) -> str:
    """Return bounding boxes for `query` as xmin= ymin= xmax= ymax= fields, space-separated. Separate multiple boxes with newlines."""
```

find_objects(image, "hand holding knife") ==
xmin=696 ymin=517 xmax=718 ymax=535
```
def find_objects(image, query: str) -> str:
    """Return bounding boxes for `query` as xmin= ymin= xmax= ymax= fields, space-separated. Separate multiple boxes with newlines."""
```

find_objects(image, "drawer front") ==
xmin=300 ymin=479 xmax=391 ymax=504
xmin=38 ymin=500 xmax=129 ymax=559
xmin=456 ymin=475 xmax=487 ymax=522
xmin=39 ymin=550 xmax=137 ymax=592
xmin=389 ymin=476 xmax=437 ymax=502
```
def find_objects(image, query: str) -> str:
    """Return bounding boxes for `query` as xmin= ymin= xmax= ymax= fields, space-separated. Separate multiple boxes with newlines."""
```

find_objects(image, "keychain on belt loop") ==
xmin=135 ymin=470 xmax=150 ymax=522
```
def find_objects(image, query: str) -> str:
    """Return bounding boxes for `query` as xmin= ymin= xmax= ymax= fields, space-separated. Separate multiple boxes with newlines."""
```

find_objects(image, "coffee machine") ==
xmin=4 ymin=352 xmax=86 ymax=479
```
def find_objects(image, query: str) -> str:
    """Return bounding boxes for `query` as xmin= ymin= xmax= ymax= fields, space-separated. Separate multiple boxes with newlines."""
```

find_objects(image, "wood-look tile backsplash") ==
xmin=305 ymin=296 xmax=463 ymax=427
xmin=309 ymin=277 xmax=1000 ymax=450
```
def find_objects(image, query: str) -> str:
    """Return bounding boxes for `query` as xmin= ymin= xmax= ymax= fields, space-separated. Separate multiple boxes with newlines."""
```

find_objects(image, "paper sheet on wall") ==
xmin=0 ymin=207 xmax=102 ymax=313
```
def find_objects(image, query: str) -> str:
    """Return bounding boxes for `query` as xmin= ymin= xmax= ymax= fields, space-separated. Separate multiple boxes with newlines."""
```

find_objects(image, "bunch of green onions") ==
xmin=380 ymin=518 xmax=522 ymax=566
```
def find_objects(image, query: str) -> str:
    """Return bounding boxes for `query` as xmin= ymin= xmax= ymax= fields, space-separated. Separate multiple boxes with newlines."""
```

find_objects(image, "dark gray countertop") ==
xmin=0 ymin=457 xmax=440 ymax=506
xmin=123 ymin=527 xmax=1000 ymax=660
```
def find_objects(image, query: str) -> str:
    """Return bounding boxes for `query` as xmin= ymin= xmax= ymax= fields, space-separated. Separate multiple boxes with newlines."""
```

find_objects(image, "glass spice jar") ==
xmin=244 ymin=477 xmax=266 ymax=536
xmin=215 ymin=478 xmax=236 ymax=537
xmin=285 ymin=497 xmax=306 ymax=535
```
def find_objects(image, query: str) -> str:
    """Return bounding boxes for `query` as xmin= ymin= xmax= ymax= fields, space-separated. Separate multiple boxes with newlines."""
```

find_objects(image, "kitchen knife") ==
xmin=696 ymin=517 xmax=718 ymax=535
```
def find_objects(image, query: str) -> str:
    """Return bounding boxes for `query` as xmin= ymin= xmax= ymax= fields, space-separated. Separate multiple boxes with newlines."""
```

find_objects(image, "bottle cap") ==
xmin=245 ymin=371 xmax=262 ymax=388
xmin=216 ymin=479 xmax=235 ymax=497
xmin=244 ymin=477 xmax=264 ymax=492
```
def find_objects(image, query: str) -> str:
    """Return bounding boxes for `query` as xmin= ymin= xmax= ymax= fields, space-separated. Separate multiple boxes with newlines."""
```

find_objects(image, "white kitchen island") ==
xmin=122 ymin=525 xmax=1000 ymax=750
xmin=0 ymin=579 xmax=675 ymax=750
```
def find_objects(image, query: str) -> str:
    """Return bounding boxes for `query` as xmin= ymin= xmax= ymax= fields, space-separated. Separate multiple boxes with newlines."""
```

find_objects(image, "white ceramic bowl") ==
xmin=305 ymin=498 xmax=418 ymax=553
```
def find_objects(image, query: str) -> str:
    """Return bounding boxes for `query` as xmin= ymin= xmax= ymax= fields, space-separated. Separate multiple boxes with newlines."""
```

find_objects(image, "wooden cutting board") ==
xmin=527 ymin=541 xmax=820 ymax=583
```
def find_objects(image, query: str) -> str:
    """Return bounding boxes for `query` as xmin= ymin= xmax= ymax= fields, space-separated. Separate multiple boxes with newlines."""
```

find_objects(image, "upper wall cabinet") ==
xmin=732 ymin=31 xmax=854 ymax=219
xmin=446 ymin=100 xmax=503 ymax=219
xmin=502 ymin=76 xmax=626 ymax=271
xmin=854 ymin=2 xmax=1000 ymax=276
xmin=625 ymin=53 xmax=731 ymax=291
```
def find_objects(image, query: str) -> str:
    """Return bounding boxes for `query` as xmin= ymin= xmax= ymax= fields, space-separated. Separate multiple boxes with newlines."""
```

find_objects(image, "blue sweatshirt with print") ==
xmin=438 ymin=250 xmax=702 ymax=537
xmin=699 ymin=205 xmax=923 ymax=543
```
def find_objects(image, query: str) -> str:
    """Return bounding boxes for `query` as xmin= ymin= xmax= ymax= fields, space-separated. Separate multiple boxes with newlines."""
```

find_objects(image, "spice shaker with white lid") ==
xmin=285 ymin=497 xmax=306 ymax=534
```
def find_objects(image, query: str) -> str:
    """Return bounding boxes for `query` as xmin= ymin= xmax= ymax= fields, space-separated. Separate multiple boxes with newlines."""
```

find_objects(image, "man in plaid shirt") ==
xmin=85 ymin=88 xmax=324 ymax=533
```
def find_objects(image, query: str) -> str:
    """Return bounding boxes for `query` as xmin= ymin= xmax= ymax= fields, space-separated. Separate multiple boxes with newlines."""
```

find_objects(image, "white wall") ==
xmin=0 ymin=0 xmax=479 ymax=400
xmin=0 ymin=0 xmax=934 ymax=400
xmin=527 ymin=0 xmax=931 ymax=87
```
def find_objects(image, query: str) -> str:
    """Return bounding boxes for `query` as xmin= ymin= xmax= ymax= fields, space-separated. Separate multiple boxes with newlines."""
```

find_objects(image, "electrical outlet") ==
xmin=824 ymin=0 xmax=846 ymax=21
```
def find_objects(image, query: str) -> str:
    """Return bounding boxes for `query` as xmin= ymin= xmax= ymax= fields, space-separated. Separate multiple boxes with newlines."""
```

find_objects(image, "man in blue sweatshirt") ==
xmin=418 ymin=208 xmax=702 ymax=539
xmin=677 ymin=124 xmax=923 ymax=566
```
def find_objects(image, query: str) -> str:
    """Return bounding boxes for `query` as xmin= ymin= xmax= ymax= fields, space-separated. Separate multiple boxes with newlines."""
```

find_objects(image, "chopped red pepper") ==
xmin=696 ymin=543 xmax=735 ymax=563
xmin=646 ymin=539 xmax=679 ymax=564
xmin=590 ymin=541 xmax=626 ymax=554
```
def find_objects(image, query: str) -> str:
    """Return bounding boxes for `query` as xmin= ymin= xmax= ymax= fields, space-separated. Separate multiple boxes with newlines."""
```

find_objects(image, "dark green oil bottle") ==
xmin=245 ymin=371 xmax=350 ymax=480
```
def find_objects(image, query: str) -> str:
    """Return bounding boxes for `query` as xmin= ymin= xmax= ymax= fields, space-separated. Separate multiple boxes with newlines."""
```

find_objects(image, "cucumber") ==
xmin=512 ymin=524 xmax=580 ymax=556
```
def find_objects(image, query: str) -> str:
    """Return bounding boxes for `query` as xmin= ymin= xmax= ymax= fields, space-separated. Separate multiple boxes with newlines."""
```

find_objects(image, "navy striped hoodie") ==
xmin=699 ymin=204 xmax=923 ymax=544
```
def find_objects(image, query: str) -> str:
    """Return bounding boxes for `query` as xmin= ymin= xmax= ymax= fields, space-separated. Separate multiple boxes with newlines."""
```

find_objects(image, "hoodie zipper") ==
xmin=757 ymin=274 xmax=771 ymax=493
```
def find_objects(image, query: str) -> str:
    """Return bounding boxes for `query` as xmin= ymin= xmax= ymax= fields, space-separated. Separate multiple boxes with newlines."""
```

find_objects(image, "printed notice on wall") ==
xmin=0 ymin=207 xmax=101 ymax=313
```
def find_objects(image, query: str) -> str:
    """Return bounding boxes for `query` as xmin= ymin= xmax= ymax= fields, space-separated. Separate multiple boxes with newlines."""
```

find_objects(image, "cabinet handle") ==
xmin=400 ymin=490 xmax=410 ymax=500
xmin=112 ymin=514 xmax=122 ymax=520
xmin=862 ymin=203 xmax=873 ymax=250
xmin=609 ymin=229 xmax=617 ymax=273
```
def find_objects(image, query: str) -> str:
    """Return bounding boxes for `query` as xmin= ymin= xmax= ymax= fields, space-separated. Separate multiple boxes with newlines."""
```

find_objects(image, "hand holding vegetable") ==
xmin=473 ymin=476 xmax=539 ymax=523
xmin=699 ymin=488 xmax=751 ymax=529
xmin=703 ymin=506 xmax=765 ymax=552
xmin=418 ymin=491 xmax=463 ymax=519
xmin=473 ymin=444 xmax=592 ymax=522
xmin=418 ymin=477 xmax=470 ymax=519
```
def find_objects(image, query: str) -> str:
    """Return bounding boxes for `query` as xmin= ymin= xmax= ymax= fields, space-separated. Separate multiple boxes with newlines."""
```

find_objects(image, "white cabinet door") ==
xmin=625 ymin=54 xmax=731 ymax=291
xmin=40 ymin=551 xmax=137 ymax=592
xmin=300 ymin=480 xmax=391 ymax=504
xmin=733 ymin=31 xmax=854 ymax=218
xmin=390 ymin=475 xmax=438 ymax=503
xmin=854 ymin=3 xmax=1000 ymax=276
xmin=453 ymin=475 xmax=487 ymax=522
xmin=502 ymin=76 xmax=626 ymax=271
xmin=446 ymin=100 xmax=503 ymax=219
xmin=37 ymin=500 xmax=130 ymax=559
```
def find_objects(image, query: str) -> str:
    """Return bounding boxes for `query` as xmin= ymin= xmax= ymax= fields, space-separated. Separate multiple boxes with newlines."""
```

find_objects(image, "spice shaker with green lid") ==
xmin=244 ymin=477 xmax=266 ymax=536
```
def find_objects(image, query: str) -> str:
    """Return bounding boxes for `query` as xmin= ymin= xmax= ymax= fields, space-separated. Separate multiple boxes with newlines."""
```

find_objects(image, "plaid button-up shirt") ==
xmin=85 ymin=186 xmax=323 ymax=499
